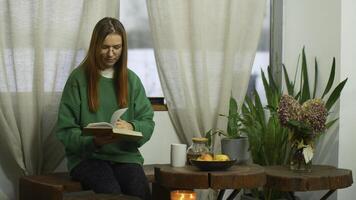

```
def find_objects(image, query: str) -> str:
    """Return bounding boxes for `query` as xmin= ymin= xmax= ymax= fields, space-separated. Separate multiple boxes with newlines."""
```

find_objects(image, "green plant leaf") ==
xmin=241 ymin=101 xmax=249 ymax=116
xmin=322 ymin=58 xmax=336 ymax=99
xmin=254 ymin=89 xmax=266 ymax=128
xmin=294 ymin=91 xmax=301 ymax=100
xmin=287 ymin=121 xmax=312 ymax=134
xmin=222 ymin=97 xmax=244 ymax=138
xmin=261 ymin=69 xmax=279 ymax=110
xmin=243 ymin=97 xmax=254 ymax=113
xmin=205 ymin=129 xmax=226 ymax=148
xmin=205 ymin=129 xmax=213 ymax=148
xmin=313 ymin=58 xmax=318 ymax=98
xmin=325 ymin=78 xmax=348 ymax=110
xmin=293 ymin=54 xmax=301 ymax=86
xmin=229 ymin=97 xmax=238 ymax=116
xmin=268 ymin=66 xmax=282 ymax=107
xmin=282 ymin=64 xmax=294 ymax=95
xmin=300 ymin=48 xmax=311 ymax=103
xmin=262 ymin=69 xmax=273 ymax=106
xmin=326 ymin=118 xmax=339 ymax=129
xmin=267 ymin=65 xmax=278 ymax=92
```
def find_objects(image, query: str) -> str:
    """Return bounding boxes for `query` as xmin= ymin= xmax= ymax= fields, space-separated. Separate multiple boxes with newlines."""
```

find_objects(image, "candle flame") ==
xmin=171 ymin=190 xmax=196 ymax=200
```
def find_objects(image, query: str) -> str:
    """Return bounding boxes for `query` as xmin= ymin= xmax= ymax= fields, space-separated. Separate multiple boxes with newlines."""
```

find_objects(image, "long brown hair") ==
xmin=83 ymin=17 xmax=128 ymax=112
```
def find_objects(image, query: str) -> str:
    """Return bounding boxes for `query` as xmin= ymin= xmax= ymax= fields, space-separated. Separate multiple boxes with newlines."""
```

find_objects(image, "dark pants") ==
xmin=70 ymin=159 xmax=151 ymax=200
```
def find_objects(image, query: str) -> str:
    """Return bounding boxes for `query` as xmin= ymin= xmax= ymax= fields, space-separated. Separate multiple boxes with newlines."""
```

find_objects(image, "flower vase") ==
xmin=289 ymin=146 xmax=312 ymax=172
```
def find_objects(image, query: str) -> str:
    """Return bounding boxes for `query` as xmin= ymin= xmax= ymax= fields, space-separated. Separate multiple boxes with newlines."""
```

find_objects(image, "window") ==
xmin=120 ymin=0 xmax=275 ymax=102
xmin=248 ymin=0 xmax=271 ymax=103
xmin=120 ymin=0 xmax=163 ymax=97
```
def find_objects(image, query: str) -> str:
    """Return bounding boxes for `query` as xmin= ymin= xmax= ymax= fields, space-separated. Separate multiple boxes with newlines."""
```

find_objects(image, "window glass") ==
xmin=120 ymin=0 xmax=163 ymax=97
xmin=249 ymin=0 xmax=270 ymax=103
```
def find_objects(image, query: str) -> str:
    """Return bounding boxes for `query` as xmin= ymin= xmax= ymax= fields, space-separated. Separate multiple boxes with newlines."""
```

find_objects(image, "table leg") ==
xmin=217 ymin=189 xmax=225 ymax=200
xmin=226 ymin=189 xmax=240 ymax=200
xmin=320 ymin=190 xmax=336 ymax=200
xmin=287 ymin=192 xmax=296 ymax=200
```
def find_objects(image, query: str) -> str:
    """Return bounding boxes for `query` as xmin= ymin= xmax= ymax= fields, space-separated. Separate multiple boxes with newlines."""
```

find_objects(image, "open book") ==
xmin=82 ymin=108 xmax=143 ymax=142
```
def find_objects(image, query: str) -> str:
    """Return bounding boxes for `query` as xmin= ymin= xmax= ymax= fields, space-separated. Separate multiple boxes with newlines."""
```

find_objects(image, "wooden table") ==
xmin=265 ymin=165 xmax=353 ymax=200
xmin=152 ymin=164 xmax=265 ymax=200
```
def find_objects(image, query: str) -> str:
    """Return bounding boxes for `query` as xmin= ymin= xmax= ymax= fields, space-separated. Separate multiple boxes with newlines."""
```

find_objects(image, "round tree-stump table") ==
xmin=152 ymin=164 xmax=265 ymax=200
xmin=265 ymin=165 xmax=353 ymax=200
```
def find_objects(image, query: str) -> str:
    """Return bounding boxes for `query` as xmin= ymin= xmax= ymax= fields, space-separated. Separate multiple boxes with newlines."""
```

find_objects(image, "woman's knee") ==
xmin=113 ymin=163 xmax=151 ymax=199
xmin=70 ymin=159 xmax=121 ymax=193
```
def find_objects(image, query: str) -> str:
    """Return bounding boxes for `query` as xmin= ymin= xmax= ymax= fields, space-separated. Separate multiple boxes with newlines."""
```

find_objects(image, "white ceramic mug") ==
xmin=170 ymin=143 xmax=187 ymax=167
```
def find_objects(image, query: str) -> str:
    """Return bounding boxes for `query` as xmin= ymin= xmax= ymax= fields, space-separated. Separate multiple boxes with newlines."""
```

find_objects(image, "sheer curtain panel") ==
xmin=147 ymin=1 xmax=266 ymax=198
xmin=0 ymin=0 xmax=119 ymax=199
xmin=147 ymin=0 xmax=266 ymax=145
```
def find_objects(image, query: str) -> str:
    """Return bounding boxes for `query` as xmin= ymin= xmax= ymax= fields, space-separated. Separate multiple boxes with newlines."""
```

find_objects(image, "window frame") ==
xmin=270 ymin=0 xmax=283 ymax=87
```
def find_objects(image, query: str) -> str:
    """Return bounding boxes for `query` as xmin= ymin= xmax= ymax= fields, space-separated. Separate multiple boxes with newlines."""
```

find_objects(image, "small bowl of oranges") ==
xmin=190 ymin=153 xmax=236 ymax=171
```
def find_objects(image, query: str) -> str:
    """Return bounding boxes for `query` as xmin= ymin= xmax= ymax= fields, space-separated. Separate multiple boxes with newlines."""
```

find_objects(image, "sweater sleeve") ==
xmin=129 ymin=76 xmax=155 ymax=147
xmin=56 ymin=77 xmax=96 ymax=157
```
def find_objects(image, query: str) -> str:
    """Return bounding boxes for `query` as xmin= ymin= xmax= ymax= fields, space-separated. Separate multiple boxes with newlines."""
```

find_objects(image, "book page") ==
xmin=112 ymin=128 xmax=142 ymax=137
xmin=110 ymin=108 xmax=128 ymax=126
xmin=112 ymin=128 xmax=143 ymax=141
xmin=86 ymin=122 xmax=113 ymax=128
xmin=83 ymin=107 xmax=138 ymax=141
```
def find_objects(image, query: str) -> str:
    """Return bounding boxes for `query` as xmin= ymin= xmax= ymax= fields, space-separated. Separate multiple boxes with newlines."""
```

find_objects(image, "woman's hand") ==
xmin=93 ymin=120 xmax=133 ymax=148
xmin=115 ymin=119 xmax=133 ymax=130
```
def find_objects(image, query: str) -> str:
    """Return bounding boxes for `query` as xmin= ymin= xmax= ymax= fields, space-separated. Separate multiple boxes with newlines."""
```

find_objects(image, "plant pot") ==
xmin=221 ymin=137 xmax=249 ymax=164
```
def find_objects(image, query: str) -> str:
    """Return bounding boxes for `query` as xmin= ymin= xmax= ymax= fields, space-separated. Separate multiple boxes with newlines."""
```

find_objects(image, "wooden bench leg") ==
xmin=20 ymin=177 xmax=63 ymax=200
xmin=151 ymin=182 xmax=170 ymax=200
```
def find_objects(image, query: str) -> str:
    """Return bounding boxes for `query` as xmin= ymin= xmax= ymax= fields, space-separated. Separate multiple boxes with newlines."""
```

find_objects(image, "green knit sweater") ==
xmin=56 ymin=65 xmax=155 ymax=171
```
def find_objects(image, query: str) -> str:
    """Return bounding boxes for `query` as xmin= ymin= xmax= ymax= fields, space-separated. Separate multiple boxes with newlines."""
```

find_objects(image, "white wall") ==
xmin=284 ymin=0 xmax=356 ymax=199
xmin=339 ymin=0 xmax=356 ymax=199
xmin=140 ymin=111 xmax=180 ymax=164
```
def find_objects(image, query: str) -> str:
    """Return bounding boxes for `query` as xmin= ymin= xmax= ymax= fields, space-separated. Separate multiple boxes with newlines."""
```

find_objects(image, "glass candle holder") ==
xmin=170 ymin=190 xmax=196 ymax=200
xmin=186 ymin=137 xmax=210 ymax=165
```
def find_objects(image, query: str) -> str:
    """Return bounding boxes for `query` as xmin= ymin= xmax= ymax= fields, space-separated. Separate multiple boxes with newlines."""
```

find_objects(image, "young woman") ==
xmin=56 ymin=17 xmax=154 ymax=200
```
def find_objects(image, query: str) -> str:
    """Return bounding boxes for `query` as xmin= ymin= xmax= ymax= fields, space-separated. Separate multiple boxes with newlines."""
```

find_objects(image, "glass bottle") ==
xmin=186 ymin=137 xmax=210 ymax=165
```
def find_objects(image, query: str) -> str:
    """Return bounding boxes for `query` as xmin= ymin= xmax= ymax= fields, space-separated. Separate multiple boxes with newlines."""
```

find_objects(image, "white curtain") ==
xmin=147 ymin=1 xmax=265 ymax=198
xmin=0 ymin=0 xmax=119 ymax=199
xmin=147 ymin=0 xmax=266 ymax=144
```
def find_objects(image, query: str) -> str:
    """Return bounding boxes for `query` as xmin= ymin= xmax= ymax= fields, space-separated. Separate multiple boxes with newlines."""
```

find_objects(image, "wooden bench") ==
xmin=19 ymin=165 xmax=156 ymax=200
xmin=62 ymin=191 xmax=140 ymax=200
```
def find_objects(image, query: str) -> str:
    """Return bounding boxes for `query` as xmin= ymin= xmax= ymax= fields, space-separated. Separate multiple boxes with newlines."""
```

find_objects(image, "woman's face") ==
xmin=99 ymin=33 xmax=122 ymax=69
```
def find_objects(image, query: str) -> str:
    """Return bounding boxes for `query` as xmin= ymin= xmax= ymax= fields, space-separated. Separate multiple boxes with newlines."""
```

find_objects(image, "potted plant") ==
xmin=240 ymin=48 xmax=347 ymax=199
xmin=206 ymin=97 xmax=250 ymax=164
xmin=276 ymin=48 xmax=347 ymax=172
xmin=240 ymin=66 xmax=290 ymax=200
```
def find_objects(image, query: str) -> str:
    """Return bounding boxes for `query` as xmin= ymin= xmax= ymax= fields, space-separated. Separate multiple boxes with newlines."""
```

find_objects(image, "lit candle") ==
xmin=170 ymin=190 xmax=196 ymax=200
